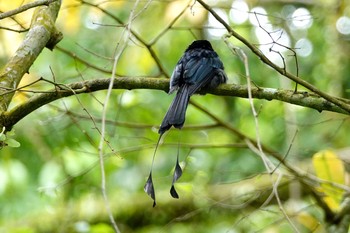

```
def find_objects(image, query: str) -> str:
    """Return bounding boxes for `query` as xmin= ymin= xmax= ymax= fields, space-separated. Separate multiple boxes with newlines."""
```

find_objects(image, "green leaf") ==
xmin=6 ymin=130 xmax=16 ymax=137
xmin=90 ymin=223 xmax=114 ymax=233
xmin=0 ymin=133 xmax=5 ymax=141
xmin=5 ymin=138 xmax=21 ymax=148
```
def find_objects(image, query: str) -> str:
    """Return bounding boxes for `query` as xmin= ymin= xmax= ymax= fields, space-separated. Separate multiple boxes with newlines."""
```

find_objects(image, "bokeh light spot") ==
xmin=336 ymin=16 xmax=350 ymax=35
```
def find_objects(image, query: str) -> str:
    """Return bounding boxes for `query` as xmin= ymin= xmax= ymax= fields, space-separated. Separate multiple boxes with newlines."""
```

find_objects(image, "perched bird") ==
xmin=158 ymin=40 xmax=227 ymax=134
xmin=144 ymin=40 xmax=227 ymax=207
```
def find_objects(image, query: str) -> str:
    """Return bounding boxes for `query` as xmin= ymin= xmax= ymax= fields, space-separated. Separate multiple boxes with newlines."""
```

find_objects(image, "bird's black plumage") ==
xmin=158 ymin=40 xmax=227 ymax=134
xmin=144 ymin=40 xmax=227 ymax=207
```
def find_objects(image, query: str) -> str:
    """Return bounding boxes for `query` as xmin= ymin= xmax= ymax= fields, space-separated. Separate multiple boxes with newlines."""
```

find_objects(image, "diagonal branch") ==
xmin=0 ymin=0 xmax=62 ymax=112
xmin=190 ymin=100 xmax=336 ymax=221
xmin=196 ymin=0 xmax=350 ymax=113
xmin=0 ymin=0 xmax=57 ymax=20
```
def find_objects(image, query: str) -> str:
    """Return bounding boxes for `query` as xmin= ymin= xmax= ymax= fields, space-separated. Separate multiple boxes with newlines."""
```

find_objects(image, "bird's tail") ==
xmin=158 ymin=85 xmax=190 ymax=134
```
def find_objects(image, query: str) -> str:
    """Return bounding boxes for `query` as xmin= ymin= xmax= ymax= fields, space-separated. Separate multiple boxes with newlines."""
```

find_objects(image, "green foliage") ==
xmin=0 ymin=128 xmax=20 ymax=149
xmin=1 ymin=0 xmax=350 ymax=232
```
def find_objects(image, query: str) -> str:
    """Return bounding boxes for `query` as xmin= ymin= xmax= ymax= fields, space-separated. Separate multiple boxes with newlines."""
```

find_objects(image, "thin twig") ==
xmin=196 ymin=0 xmax=350 ymax=113
xmin=148 ymin=0 xmax=190 ymax=46
xmin=55 ymin=46 xmax=113 ymax=74
xmin=0 ymin=0 xmax=57 ymax=20
xmin=79 ymin=0 xmax=169 ymax=78
xmin=0 ymin=26 xmax=28 ymax=33
xmin=98 ymin=0 xmax=147 ymax=231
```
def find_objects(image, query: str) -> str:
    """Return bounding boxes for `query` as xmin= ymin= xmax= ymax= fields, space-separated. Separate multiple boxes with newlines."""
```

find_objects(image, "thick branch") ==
xmin=1 ymin=77 xmax=348 ymax=129
xmin=0 ymin=0 xmax=61 ymax=112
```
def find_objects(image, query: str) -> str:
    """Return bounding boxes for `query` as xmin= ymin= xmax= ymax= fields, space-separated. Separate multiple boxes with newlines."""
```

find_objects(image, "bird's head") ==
xmin=186 ymin=40 xmax=214 ymax=52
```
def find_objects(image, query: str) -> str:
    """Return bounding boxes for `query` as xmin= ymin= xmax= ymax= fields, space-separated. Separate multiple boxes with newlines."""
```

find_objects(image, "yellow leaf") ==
xmin=312 ymin=150 xmax=345 ymax=212
xmin=297 ymin=212 xmax=323 ymax=232
xmin=59 ymin=0 xmax=81 ymax=33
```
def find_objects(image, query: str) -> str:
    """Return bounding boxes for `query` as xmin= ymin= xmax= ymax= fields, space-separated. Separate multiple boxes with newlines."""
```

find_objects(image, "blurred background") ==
xmin=0 ymin=0 xmax=350 ymax=232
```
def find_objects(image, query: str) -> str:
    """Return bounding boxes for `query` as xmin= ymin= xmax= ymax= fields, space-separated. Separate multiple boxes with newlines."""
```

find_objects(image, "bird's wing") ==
xmin=183 ymin=54 xmax=223 ymax=95
xmin=169 ymin=60 xmax=183 ymax=94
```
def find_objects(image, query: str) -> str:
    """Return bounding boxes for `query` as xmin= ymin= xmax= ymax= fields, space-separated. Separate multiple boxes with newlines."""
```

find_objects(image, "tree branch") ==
xmin=1 ymin=77 xmax=348 ymax=130
xmin=0 ymin=0 xmax=57 ymax=20
xmin=0 ymin=0 xmax=62 ymax=112
xmin=79 ymin=0 xmax=169 ymax=78
xmin=196 ymin=0 xmax=350 ymax=114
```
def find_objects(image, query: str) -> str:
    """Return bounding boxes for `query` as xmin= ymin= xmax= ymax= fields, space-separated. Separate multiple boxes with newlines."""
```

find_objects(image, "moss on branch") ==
xmin=0 ymin=0 xmax=61 ymax=112
xmin=1 ymin=77 xmax=348 ymax=130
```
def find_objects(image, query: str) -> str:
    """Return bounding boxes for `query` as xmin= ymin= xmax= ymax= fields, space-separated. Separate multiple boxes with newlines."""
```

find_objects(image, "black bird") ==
xmin=144 ymin=40 xmax=227 ymax=207
xmin=158 ymin=40 xmax=227 ymax=134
